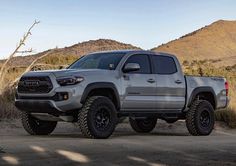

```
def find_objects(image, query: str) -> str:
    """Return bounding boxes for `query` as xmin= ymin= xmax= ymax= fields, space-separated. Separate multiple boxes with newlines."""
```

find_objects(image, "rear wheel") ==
xmin=78 ymin=96 xmax=118 ymax=139
xmin=186 ymin=100 xmax=215 ymax=136
xmin=21 ymin=112 xmax=57 ymax=135
xmin=129 ymin=117 xmax=157 ymax=133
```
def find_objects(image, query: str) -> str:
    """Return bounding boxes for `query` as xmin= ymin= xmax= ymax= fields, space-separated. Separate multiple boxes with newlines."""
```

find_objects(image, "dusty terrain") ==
xmin=0 ymin=120 xmax=236 ymax=166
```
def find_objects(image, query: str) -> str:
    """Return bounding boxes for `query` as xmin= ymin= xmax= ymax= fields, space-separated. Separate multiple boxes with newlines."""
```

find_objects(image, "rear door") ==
xmin=121 ymin=54 xmax=157 ymax=110
xmin=151 ymin=55 xmax=186 ymax=110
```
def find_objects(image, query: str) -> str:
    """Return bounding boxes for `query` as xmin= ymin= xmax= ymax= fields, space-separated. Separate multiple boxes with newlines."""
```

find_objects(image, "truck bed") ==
xmin=185 ymin=75 xmax=228 ymax=109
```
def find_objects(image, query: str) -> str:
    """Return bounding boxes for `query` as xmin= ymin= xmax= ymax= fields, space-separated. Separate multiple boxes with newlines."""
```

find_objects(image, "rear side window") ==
xmin=152 ymin=55 xmax=177 ymax=74
xmin=124 ymin=54 xmax=151 ymax=74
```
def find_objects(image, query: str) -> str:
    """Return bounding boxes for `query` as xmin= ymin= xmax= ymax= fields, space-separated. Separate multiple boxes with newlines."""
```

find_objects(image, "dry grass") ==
xmin=0 ymin=88 xmax=20 ymax=119
xmin=0 ymin=101 xmax=20 ymax=119
xmin=215 ymin=108 xmax=236 ymax=128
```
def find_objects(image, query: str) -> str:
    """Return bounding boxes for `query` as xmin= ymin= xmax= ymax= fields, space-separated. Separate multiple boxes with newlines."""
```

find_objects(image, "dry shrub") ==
xmin=0 ymin=87 xmax=20 ymax=119
xmin=215 ymin=108 xmax=236 ymax=128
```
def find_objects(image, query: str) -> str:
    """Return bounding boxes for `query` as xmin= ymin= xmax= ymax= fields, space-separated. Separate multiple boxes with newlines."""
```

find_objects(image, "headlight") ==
xmin=57 ymin=76 xmax=84 ymax=86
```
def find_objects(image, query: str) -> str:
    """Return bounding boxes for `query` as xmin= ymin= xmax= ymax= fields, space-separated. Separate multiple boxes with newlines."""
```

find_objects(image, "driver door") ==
xmin=121 ymin=54 xmax=157 ymax=111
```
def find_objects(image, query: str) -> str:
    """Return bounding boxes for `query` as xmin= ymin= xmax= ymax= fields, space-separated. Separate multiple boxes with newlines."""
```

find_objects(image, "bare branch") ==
xmin=0 ymin=20 xmax=40 ymax=92
xmin=16 ymin=48 xmax=33 ymax=54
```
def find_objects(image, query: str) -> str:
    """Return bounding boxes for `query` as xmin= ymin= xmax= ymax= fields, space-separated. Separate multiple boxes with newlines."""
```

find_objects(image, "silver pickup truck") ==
xmin=15 ymin=50 xmax=229 ymax=138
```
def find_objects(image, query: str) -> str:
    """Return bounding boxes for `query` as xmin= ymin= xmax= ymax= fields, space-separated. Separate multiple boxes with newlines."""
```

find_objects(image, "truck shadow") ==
xmin=113 ymin=132 xmax=189 ymax=138
xmin=25 ymin=131 xmax=189 ymax=139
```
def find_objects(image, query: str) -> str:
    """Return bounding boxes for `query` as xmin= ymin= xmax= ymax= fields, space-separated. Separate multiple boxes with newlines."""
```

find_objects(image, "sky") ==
xmin=0 ymin=0 xmax=236 ymax=59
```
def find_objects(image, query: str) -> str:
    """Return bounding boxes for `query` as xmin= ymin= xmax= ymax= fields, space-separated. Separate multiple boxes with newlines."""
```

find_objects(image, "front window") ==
xmin=68 ymin=53 xmax=125 ymax=70
xmin=124 ymin=54 xmax=151 ymax=74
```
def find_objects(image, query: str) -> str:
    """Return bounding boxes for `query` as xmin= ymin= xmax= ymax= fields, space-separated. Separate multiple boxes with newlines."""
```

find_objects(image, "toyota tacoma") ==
xmin=15 ymin=50 xmax=229 ymax=138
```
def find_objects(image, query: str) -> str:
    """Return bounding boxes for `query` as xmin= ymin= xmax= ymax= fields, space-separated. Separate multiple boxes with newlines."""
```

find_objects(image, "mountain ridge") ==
xmin=1 ymin=19 xmax=236 ymax=67
xmin=152 ymin=19 xmax=236 ymax=66
xmin=0 ymin=39 xmax=141 ymax=67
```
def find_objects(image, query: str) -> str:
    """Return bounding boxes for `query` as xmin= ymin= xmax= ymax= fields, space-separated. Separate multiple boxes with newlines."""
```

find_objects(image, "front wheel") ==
xmin=78 ymin=96 xmax=118 ymax=139
xmin=186 ymin=100 xmax=215 ymax=136
xmin=129 ymin=117 xmax=157 ymax=133
xmin=21 ymin=112 xmax=57 ymax=135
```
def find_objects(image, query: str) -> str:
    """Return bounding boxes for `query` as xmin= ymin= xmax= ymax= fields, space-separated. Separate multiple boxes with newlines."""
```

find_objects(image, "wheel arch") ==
xmin=188 ymin=87 xmax=217 ymax=109
xmin=81 ymin=82 xmax=120 ymax=110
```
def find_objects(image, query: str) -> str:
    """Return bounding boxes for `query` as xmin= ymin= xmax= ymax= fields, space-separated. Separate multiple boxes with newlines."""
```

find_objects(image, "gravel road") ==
xmin=0 ymin=120 xmax=236 ymax=166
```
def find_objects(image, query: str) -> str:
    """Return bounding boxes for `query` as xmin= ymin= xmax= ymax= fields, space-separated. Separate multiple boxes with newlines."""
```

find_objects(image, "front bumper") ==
xmin=15 ymin=92 xmax=83 ymax=113
xmin=15 ymin=100 xmax=61 ymax=114
xmin=15 ymin=86 xmax=84 ymax=114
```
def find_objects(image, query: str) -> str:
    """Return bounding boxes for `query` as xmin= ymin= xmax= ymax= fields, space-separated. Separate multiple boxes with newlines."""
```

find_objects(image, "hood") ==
xmin=23 ymin=69 xmax=109 ymax=78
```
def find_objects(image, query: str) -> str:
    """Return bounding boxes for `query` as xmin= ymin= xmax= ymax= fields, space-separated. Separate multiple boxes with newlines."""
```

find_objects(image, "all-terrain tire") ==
xmin=129 ymin=117 xmax=157 ymax=133
xmin=21 ymin=111 xmax=57 ymax=135
xmin=186 ymin=100 xmax=215 ymax=136
xmin=78 ymin=96 xmax=118 ymax=139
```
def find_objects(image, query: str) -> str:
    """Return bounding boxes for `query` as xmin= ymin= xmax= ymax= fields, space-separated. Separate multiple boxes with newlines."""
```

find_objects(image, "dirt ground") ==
xmin=0 ymin=119 xmax=236 ymax=166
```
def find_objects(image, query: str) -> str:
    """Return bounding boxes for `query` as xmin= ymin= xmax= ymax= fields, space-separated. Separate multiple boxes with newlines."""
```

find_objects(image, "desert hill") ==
xmin=0 ymin=39 xmax=140 ymax=67
xmin=152 ymin=20 xmax=236 ymax=66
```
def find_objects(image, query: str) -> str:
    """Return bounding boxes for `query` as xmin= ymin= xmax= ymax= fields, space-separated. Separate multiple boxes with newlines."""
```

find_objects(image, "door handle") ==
xmin=147 ymin=79 xmax=155 ymax=83
xmin=175 ymin=80 xmax=182 ymax=84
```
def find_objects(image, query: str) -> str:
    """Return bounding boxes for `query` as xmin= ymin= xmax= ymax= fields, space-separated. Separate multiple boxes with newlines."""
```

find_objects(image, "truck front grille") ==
xmin=18 ymin=76 xmax=53 ymax=93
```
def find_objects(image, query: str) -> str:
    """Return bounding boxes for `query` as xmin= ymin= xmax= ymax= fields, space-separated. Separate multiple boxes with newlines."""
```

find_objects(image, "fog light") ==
xmin=55 ymin=92 xmax=69 ymax=101
xmin=63 ymin=94 xmax=69 ymax=100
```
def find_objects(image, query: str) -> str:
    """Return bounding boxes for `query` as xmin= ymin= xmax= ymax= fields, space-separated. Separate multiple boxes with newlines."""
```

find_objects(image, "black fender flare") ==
xmin=80 ymin=82 xmax=120 ymax=109
xmin=188 ymin=87 xmax=217 ymax=109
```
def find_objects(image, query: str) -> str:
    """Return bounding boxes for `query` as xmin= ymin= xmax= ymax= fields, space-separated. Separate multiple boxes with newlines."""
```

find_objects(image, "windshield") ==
xmin=68 ymin=53 xmax=125 ymax=70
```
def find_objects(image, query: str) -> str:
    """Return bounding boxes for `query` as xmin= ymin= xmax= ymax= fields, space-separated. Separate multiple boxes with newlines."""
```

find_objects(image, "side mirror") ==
xmin=123 ymin=63 xmax=140 ymax=73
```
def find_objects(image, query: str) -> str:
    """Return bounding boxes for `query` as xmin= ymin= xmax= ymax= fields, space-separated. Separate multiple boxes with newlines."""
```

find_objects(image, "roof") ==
xmin=89 ymin=49 xmax=176 ymax=57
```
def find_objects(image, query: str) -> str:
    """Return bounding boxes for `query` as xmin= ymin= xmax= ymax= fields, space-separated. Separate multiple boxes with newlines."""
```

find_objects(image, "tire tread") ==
xmin=186 ymin=99 xmax=214 ymax=136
